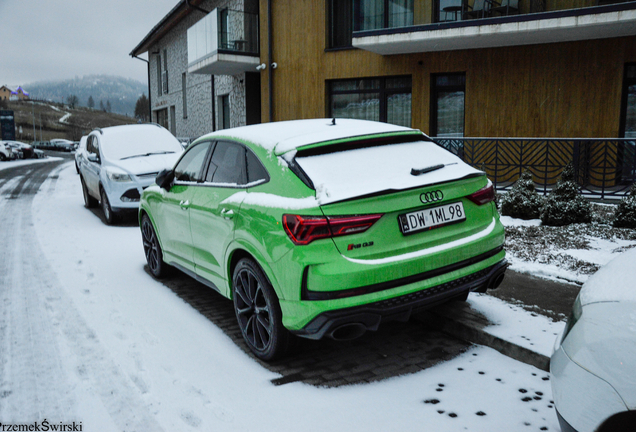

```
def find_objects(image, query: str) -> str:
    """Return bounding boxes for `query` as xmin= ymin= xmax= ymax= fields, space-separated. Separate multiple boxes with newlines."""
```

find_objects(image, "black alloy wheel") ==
xmin=81 ymin=177 xmax=98 ymax=208
xmin=232 ymin=258 xmax=291 ymax=361
xmin=100 ymin=187 xmax=116 ymax=225
xmin=141 ymin=215 xmax=166 ymax=278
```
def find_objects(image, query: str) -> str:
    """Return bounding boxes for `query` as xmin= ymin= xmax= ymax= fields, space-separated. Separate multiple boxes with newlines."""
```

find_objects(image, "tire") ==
xmin=0 ymin=153 xmax=6 ymax=161
xmin=232 ymin=258 xmax=291 ymax=361
xmin=81 ymin=177 xmax=98 ymax=208
xmin=141 ymin=214 xmax=167 ymax=278
xmin=100 ymin=187 xmax=117 ymax=225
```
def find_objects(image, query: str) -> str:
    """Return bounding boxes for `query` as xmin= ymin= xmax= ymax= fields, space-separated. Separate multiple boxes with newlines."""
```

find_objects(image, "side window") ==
xmin=246 ymin=150 xmax=268 ymax=183
xmin=205 ymin=141 xmax=246 ymax=185
xmin=174 ymin=142 xmax=212 ymax=182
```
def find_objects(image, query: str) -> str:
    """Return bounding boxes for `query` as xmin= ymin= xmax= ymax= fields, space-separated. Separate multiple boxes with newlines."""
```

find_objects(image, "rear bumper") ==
xmin=291 ymin=258 xmax=508 ymax=340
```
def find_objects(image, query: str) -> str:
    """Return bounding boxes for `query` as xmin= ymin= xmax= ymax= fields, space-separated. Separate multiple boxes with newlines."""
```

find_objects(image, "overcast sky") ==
xmin=0 ymin=0 xmax=180 ymax=88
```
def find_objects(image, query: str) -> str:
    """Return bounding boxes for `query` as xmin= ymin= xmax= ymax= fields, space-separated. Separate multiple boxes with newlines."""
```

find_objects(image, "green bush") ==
xmin=540 ymin=162 xmax=592 ymax=226
xmin=613 ymin=183 xmax=636 ymax=229
xmin=500 ymin=170 xmax=544 ymax=219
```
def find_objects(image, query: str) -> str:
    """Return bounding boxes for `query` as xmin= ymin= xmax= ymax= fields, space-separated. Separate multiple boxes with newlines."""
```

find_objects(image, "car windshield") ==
xmin=100 ymin=127 xmax=183 ymax=161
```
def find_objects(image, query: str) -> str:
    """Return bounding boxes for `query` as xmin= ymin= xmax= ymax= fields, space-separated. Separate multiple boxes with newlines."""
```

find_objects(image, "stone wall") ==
xmin=147 ymin=0 xmax=249 ymax=141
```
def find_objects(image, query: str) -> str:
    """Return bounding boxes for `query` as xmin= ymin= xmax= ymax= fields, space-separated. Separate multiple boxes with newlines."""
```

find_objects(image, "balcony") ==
xmin=352 ymin=1 xmax=636 ymax=55
xmin=187 ymin=8 xmax=259 ymax=76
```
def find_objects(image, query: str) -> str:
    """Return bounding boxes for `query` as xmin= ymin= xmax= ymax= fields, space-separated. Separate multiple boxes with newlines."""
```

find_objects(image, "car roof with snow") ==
xmin=578 ymin=247 xmax=636 ymax=305
xmin=197 ymin=119 xmax=424 ymax=155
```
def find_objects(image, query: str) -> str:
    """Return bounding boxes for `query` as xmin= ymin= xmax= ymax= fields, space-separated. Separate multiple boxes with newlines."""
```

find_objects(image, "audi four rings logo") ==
xmin=420 ymin=190 xmax=444 ymax=203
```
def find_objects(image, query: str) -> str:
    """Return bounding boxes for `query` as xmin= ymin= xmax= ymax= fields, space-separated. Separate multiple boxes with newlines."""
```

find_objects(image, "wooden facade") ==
xmin=258 ymin=1 xmax=636 ymax=140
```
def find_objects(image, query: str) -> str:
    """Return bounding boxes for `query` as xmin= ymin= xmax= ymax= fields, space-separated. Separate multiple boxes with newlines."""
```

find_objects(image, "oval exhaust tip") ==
xmin=489 ymin=273 xmax=505 ymax=289
xmin=329 ymin=323 xmax=367 ymax=341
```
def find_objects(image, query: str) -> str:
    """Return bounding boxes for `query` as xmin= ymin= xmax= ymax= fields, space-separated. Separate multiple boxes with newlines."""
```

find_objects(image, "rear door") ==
xmin=190 ymin=141 xmax=249 ymax=291
xmin=83 ymin=135 xmax=101 ymax=197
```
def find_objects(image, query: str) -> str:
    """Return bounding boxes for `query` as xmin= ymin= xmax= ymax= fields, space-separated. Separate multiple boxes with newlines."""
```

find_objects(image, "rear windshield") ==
xmin=294 ymin=140 xmax=478 ymax=204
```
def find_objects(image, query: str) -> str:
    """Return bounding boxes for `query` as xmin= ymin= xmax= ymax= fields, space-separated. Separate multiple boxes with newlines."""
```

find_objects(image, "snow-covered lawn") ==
xmin=16 ymin=162 xmax=562 ymax=431
xmin=501 ymin=214 xmax=636 ymax=284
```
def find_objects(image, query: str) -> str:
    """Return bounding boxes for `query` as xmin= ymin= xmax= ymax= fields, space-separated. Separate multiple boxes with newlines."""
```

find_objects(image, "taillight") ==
xmin=467 ymin=183 xmax=495 ymax=206
xmin=283 ymin=214 xmax=383 ymax=245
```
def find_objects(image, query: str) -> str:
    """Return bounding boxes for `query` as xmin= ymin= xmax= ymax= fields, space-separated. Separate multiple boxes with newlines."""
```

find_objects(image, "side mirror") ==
xmin=87 ymin=153 xmax=100 ymax=163
xmin=156 ymin=169 xmax=174 ymax=190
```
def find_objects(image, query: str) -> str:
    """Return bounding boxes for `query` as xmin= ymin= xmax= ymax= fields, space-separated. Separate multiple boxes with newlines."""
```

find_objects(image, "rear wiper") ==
xmin=411 ymin=163 xmax=457 ymax=176
xmin=120 ymin=151 xmax=175 ymax=160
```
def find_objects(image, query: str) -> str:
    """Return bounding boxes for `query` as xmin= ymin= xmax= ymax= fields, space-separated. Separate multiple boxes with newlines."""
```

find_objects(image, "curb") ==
xmin=416 ymin=302 xmax=551 ymax=372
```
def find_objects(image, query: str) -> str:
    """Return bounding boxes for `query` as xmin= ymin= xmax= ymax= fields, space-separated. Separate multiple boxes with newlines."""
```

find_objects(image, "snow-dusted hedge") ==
xmin=500 ymin=170 xmax=544 ymax=219
xmin=540 ymin=163 xmax=592 ymax=226
xmin=613 ymin=183 xmax=636 ymax=229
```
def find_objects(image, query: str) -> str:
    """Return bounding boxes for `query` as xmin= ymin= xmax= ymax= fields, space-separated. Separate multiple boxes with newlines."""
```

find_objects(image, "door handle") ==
xmin=221 ymin=208 xmax=234 ymax=219
xmin=179 ymin=200 xmax=190 ymax=210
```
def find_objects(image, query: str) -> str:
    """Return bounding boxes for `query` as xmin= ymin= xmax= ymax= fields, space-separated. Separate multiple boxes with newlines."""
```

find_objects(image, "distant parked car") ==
xmin=1 ymin=140 xmax=35 ymax=159
xmin=50 ymin=138 xmax=74 ymax=152
xmin=551 ymin=248 xmax=636 ymax=432
xmin=0 ymin=142 xmax=15 ymax=161
xmin=139 ymin=119 xmax=507 ymax=360
xmin=79 ymin=124 xmax=184 ymax=224
xmin=75 ymin=136 xmax=87 ymax=173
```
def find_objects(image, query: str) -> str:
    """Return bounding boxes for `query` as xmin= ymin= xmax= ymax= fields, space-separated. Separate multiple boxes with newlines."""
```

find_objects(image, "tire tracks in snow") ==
xmin=0 ymin=162 xmax=164 ymax=431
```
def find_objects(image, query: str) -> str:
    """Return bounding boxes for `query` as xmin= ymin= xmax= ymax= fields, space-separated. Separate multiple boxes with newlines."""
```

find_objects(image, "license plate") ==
xmin=398 ymin=202 xmax=466 ymax=235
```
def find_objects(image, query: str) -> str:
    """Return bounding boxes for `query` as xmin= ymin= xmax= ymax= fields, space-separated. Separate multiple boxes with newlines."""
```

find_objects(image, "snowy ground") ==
xmin=501 ymin=213 xmax=636 ymax=285
xmin=0 ymin=161 xmax=564 ymax=431
xmin=0 ymin=156 xmax=63 ymax=172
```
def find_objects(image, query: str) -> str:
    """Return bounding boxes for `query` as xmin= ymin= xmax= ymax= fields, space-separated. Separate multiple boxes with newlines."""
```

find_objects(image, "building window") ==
xmin=431 ymin=73 xmax=465 ymax=138
xmin=621 ymin=64 xmax=636 ymax=138
xmin=219 ymin=94 xmax=230 ymax=130
xmin=156 ymin=55 xmax=162 ymax=97
xmin=619 ymin=64 xmax=636 ymax=184
xmin=156 ymin=108 xmax=168 ymax=130
xmin=162 ymin=49 xmax=169 ymax=94
xmin=328 ymin=76 xmax=412 ymax=127
xmin=328 ymin=0 xmax=353 ymax=49
xmin=182 ymin=73 xmax=187 ymax=119
xmin=353 ymin=0 xmax=414 ymax=31
xmin=170 ymin=106 xmax=176 ymax=135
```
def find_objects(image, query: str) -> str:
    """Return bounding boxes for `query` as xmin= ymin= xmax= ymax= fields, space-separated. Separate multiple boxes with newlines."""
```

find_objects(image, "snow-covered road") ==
xmin=0 ymin=161 xmax=561 ymax=431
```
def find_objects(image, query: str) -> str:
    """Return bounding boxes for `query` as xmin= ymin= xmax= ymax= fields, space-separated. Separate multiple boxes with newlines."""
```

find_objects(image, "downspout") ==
xmin=132 ymin=54 xmax=151 ymax=122
xmin=211 ymin=76 xmax=216 ymax=131
xmin=268 ymin=0 xmax=273 ymax=122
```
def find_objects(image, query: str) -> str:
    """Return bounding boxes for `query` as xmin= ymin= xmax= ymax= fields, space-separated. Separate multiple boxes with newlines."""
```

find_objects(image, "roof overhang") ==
xmin=353 ymin=3 xmax=636 ymax=55
xmin=130 ymin=0 xmax=207 ymax=57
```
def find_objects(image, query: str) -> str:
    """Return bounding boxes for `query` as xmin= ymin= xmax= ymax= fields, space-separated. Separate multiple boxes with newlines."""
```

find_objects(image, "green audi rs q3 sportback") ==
xmin=140 ymin=119 xmax=507 ymax=360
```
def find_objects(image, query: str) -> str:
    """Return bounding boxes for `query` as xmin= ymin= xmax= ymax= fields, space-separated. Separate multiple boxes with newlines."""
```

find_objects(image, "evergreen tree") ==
xmin=87 ymin=95 xmax=95 ymax=109
xmin=134 ymin=94 xmax=150 ymax=122
xmin=613 ymin=183 xmax=636 ymax=229
xmin=540 ymin=162 xmax=592 ymax=226
xmin=100 ymin=100 xmax=105 ymax=111
xmin=500 ymin=170 xmax=544 ymax=219
xmin=106 ymin=100 xmax=111 ymax=113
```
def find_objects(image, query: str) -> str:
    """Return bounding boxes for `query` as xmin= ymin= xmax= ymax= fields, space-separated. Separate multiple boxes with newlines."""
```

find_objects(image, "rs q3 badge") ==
xmin=420 ymin=190 xmax=444 ymax=204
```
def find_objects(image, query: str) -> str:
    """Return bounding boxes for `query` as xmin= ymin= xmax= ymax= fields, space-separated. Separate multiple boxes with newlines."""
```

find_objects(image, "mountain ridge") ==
xmin=24 ymin=75 xmax=147 ymax=116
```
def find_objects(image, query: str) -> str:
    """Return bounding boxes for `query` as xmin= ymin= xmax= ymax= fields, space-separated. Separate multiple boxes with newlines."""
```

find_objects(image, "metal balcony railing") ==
xmin=434 ymin=138 xmax=636 ymax=200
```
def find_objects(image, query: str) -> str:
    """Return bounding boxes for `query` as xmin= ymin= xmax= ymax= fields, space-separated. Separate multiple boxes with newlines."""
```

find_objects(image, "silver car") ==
xmin=79 ymin=124 xmax=183 ymax=224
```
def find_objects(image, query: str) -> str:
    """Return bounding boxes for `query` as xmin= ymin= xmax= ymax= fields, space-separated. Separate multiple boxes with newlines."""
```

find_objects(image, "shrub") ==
xmin=613 ymin=183 xmax=636 ymax=229
xmin=540 ymin=162 xmax=592 ymax=226
xmin=500 ymin=170 xmax=544 ymax=219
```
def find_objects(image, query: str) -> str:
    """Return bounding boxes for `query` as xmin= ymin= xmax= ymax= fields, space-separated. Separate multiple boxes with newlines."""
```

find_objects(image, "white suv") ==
xmin=79 ymin=124 xmax=183 ymax=224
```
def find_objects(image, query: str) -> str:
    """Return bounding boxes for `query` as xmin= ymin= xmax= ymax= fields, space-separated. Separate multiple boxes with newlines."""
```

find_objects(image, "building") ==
xmin=130 ymin=0 xmax=261 ymax=140
xmin=0 ymin=86 xmax=12 ymax=101
xmin=8 ymin=86 xmax=29 ymax=101
xmin=133 ymin=0 xmax=636 ymax=197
